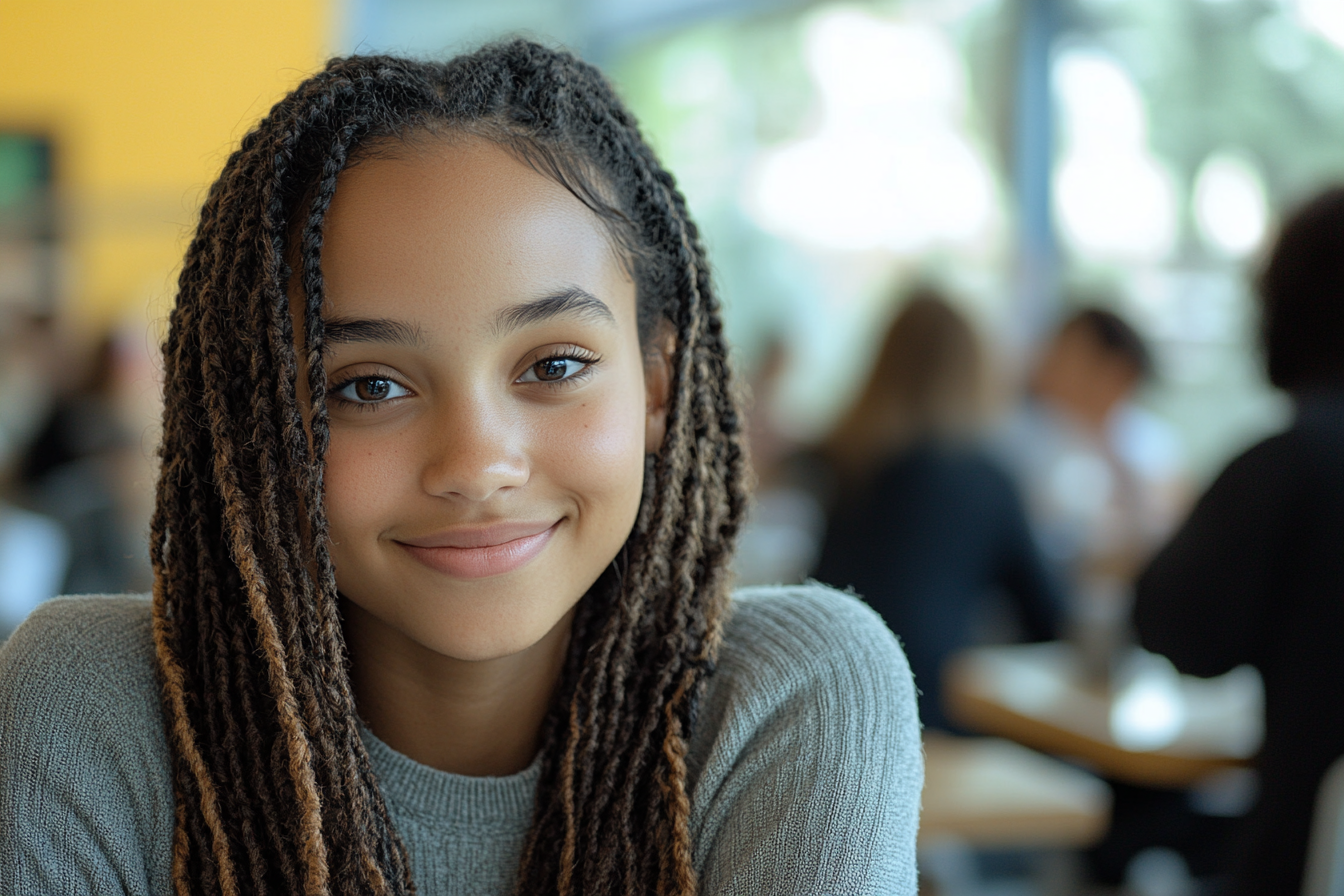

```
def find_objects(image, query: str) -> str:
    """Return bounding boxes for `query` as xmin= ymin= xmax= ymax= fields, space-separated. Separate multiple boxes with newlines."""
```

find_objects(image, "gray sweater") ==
xmin=0 ymin=583 xmax=921 ymax=895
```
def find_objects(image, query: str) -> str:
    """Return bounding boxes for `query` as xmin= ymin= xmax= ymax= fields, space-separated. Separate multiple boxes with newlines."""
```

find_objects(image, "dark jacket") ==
xmin=813 ymin=439 xmax=1062 ymax=730
xmin=1135 ymin=391 xmax=1344 ymax=896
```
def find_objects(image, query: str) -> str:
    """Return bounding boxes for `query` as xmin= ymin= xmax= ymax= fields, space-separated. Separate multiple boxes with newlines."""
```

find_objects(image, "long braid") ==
xmin=154 ymin=42 xmax=747 ymax=896
xmin=490 ymin=43 xmax=748 ymax=895
xmin=154 ymin=61 xmax=426 ymax=896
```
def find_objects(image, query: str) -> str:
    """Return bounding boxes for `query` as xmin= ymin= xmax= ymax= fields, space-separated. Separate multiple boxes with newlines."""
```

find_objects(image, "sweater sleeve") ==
xmin=689 ymin=584 xmax=923 ymax=896
xmin=0 ymin=596 xmax=174 ymax=896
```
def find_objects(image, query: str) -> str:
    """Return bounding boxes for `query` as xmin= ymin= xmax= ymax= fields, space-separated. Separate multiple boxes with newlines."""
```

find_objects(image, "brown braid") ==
xmin=152 ymin=40 xmax=748 ymax=896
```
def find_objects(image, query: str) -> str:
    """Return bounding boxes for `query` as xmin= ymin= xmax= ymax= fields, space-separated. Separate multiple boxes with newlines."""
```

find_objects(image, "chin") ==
xmin=420 ymin=621 xmax=557 ymax=663
xmin=386 ymin=583 xmax=578 ymax=663
xmin=335 ymin=543 xmax=603 ymax=666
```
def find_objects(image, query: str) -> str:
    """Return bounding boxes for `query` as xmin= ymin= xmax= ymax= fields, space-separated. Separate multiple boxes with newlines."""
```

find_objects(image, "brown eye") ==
xmin=534 ymin=359 xmax=571 ymax=381
xmin=356 ymin=378 xmax=392 ymax=400
xmin=516 ymin=353 xmax=597 ymax=385
xmin=333 ymin=376 xmax=408 ymax=405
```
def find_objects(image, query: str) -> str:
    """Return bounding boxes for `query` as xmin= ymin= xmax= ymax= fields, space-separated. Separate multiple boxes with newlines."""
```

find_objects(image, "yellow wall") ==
xmin=1 ymin=0 xmax=330 ymax=334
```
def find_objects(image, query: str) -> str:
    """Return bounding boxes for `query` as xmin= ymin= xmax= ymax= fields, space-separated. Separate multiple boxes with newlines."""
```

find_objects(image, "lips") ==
xmin=395 ymin=520 xmax=560 ymax=579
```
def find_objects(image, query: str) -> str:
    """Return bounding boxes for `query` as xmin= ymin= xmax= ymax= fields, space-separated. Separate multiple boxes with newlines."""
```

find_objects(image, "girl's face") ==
xmin=313 ymin=136 xmax=666 ymax=663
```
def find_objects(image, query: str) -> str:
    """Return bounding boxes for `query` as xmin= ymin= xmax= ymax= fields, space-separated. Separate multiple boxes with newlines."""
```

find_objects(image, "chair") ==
xmin=920 ymin=734 xmax=1112 ymax=896
xmin=921 ymin=733 xmax=1111 ymax=848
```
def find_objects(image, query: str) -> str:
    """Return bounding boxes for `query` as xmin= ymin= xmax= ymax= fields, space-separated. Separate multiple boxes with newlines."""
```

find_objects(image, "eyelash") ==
xmin=328 ymin=374 xmax=410 ymax=412
xmin=517 ymin=346 xmax=602 ymax=388
xmin=327 ymin=348 xmax=602 ymax=412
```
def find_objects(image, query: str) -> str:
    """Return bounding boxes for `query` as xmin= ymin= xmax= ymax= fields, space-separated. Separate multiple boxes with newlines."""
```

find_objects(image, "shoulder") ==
xmin=688 ymin=583 xmax=922 ymax=894
xmin=0 ymin=595 xmax=172 ymax=893
xmin=1 ymin=595 xmax=160 ymax=715
xmin=1230 ymin=426 xmax=1301 ymax=467
xmin=878 ymin=443 xmax=1020 ymax=504
xmin=1203 ymin=427 xmax=1316 ymax=504
xmin=1209 ymin=419 xmax=1344 ymax=526
xmin=717 ymin=581 xmax=911 ymax=684
xmin=704 ymin=582 xmax=918 ymax=754
xmin=1219 ymin=393 xmax=1344 ymax=476
xmin=941 ymin=445 xmax=1023 ymax=500
xmin=1283 ymin=401 xmax=1344 ymax=474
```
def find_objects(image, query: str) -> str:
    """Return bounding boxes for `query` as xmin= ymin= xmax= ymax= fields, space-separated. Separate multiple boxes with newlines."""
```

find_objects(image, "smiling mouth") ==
xmin=395 ymin=521 xmax=561 ymax=579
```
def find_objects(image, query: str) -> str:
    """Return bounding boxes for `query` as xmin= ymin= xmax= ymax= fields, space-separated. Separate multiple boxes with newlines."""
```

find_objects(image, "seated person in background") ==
xmin=18 ymin=330 xmax=152 ymax=597
xmin=813 ymin=288 xmax=1064 ymax=730
xmin=0 ymin=309 xmax=68 ymax=640
xmin=1133 ymin=187 xmax=1344 ymax=896
xmin=996 ymin=304 xmax=1186 ymax=587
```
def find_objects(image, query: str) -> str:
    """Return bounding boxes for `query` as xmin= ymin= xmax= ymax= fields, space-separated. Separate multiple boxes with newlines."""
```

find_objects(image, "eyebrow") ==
xmin=321 ymin=317 xmax=427 ymax=351
xmin=319 ymin=287 xmax=615 ymax=351
xmin=493 ymin=287 xmax=616 ymax=339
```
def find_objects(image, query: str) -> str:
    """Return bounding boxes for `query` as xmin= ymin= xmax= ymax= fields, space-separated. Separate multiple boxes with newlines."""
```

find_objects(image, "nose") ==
xmin=420 ymin=394 xmax=530 ymax=502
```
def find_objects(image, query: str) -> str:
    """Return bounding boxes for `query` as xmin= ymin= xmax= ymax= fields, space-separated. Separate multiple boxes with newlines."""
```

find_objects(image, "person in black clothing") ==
xmin=1134 ymin=186 xmax=1344 ymax=896
xmin=813 ymin=289 xmax=1063 ymax=730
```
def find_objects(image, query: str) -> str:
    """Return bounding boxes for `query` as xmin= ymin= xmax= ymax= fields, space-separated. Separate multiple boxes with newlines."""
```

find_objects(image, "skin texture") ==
xmin=312 ymin=136 xmax=669 ymax=776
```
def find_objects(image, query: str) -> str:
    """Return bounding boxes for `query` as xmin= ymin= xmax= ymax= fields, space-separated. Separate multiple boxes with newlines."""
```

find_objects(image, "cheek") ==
xmin=324 ymin=432 xmax=414 ymax=535
xmin=547 ymin=387 xmax=648 ymax=510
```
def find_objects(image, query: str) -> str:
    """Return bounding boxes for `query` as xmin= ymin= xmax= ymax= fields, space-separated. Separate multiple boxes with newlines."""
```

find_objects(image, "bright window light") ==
xmin=804 ymin=9 xmax=962 ymax=113
xmin=1299 ymin=0 xmax=1344 ymax=50
xmin=1053 ymin=48 xmax=1148 ymax=151
xmin=1052 ymin=48 xmax=1177 ymax=262
xmin=1111 ymin=653 xmax=1188 ymax=752
xmin=747 ymin=126 xmax=994 ymax=253
xmin=1193 ymin=151 xmax=1269 ymax=257
xmin=745 ymin=7 xmax=996 ymax=254
xmin=1055 ymin=150 xmax=1178 ymax=261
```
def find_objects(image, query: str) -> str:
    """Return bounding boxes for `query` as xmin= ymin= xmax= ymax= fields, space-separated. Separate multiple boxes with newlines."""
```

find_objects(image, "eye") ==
xmin=332 ymin=376 xmax=410 ymax=405
xmin=516 ymin=355 xmax=594 ymax=384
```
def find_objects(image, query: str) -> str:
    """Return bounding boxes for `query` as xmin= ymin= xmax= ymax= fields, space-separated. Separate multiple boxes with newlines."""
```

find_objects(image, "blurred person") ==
xmin=1132 ymin=187 xmax=1344 ymax=896
xmin=812 ymin=288 xmax=1064 ymax=730
xmin=0 ymin=308 xmax=68 ymax=639
xmin=0 ymin=504 xmax=67 ymax=639
xmin=744 ymin=334 xmax=796 ymax=484
xmin=19 ymin=328 xmax=153 ymax=595
xmin=734 ymin=334 xmax=828 ymax=585
xmin=997 ymin=305 xmax=1186 ymax=587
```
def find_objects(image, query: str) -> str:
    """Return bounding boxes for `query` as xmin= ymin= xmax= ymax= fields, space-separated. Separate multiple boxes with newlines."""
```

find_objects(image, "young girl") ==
xmin=0 ymin=41 xmax=921 ymax=895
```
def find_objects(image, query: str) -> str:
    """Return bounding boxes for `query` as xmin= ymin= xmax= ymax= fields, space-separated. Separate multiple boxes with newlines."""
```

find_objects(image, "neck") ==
xmin=1074 ymin=400 xmax=1115 ymax=436
xmin=1041 ymin=391 xmax=1119 ymax=437
xmin=342 ymin=597 xmax=572 ymax=777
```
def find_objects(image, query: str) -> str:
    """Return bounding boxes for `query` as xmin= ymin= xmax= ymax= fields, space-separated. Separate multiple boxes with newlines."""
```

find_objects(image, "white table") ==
xmin=943 ymin=642 xmax=1263 ymax=788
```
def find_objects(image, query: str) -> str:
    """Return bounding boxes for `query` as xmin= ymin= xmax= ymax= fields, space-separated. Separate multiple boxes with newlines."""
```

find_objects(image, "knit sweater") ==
xmin=0 ymin=583 xmax=921 ymax=895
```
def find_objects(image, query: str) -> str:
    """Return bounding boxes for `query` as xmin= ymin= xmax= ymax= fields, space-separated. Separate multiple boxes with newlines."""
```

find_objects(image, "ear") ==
xmin=643 ymin=319 xmax=677 ymax=454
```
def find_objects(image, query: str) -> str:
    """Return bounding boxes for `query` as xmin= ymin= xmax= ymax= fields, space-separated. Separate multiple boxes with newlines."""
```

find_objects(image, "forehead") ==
xmin=1051 ymin=322 xmax=1101 ymax=355
xmin=317 ymin=136 xmax=631 ymax=328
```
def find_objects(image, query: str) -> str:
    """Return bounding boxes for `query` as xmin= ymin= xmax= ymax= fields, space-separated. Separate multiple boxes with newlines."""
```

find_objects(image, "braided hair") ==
xmin=152 ymin=40 xmax=748 ymax=896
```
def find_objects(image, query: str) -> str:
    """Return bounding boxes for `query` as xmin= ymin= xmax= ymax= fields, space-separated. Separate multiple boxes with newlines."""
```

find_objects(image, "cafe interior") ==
xmin=2 ymin=0 xmax=1343 ymax=893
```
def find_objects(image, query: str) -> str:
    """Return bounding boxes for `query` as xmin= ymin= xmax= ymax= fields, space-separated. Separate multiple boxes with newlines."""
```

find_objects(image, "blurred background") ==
xmin=5 ymin=0 xmax=1344 ymax=893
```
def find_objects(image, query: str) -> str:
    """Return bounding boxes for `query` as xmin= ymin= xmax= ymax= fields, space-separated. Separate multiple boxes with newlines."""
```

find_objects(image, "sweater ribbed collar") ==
xmin=358 ymin=723 xmax=541 ymax=831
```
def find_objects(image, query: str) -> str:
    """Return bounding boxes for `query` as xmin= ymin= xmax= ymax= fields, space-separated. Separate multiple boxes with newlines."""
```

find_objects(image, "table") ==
xmin=920 ymin=733 xmax=1111 ymax=849
xmin=942 ymin=641 xmax=1263 ymax=789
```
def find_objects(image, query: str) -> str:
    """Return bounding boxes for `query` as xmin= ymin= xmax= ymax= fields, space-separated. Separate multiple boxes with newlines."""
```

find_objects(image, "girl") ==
xmin=0 ymin=41 xmax=921 ymax=895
